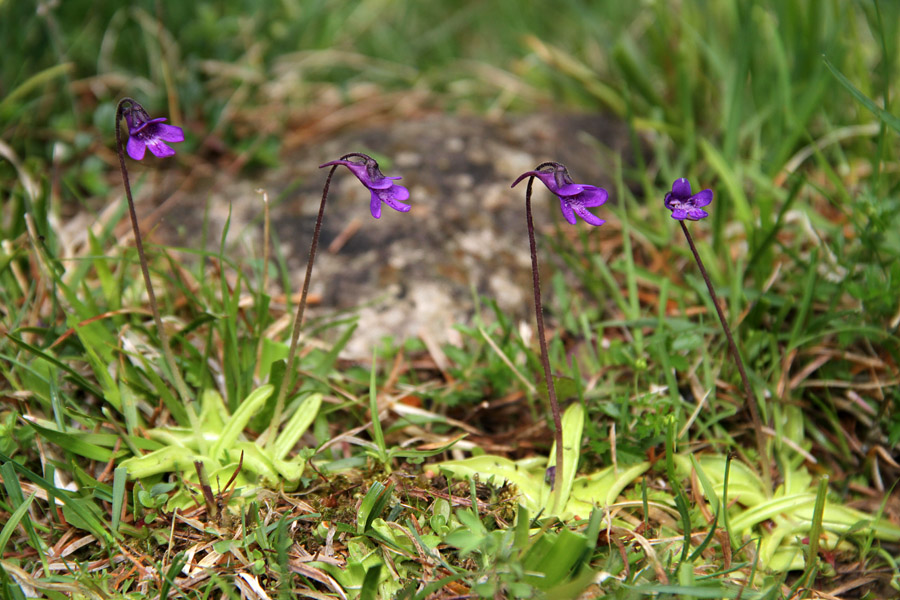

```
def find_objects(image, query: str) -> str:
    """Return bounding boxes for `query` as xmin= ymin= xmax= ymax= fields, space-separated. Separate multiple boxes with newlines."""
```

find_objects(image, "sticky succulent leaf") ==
xmin=271 ymin=393 xmax=322 ymax=461
xmin=522 ymin=527 xmax=591 ymax=589
xmin=210 ymin=385 xmax=273 ymax=461
xmin=120 ymin=444 xmax=200 ymax=479
xmin=566 ymin=462 xmax=650 ymax=517
xmin=439 ymin=456 xmax=543 ymax=510
xmin=541 ymin=403 xmax=584 ymax=514
xmin=199 ymin=388 xmax=228 ymax=433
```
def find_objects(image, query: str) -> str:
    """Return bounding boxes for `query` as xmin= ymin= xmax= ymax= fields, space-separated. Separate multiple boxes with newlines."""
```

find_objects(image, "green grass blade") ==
xmin=158 ymin=552 xmax=188 ymax=599
xmin=0 ymin=463 xmax=45 ymax=562
xmin=369 ymin=349 xmax=388 ymax=464
xmin=799 ymin=476 xmax=829 ymax=591
xmin=688 ymin=456 xmax=721 ymax=562
xmin=0 ymin=492 xmax=35 ymax=558
xmin=0 ymin=63 xmax=73 ymax=118
xmin=358 ymin=481 xmax=393 ymax=535
xmin=129 ymin=351 xmax=187 ymax=425
xmin=823 ymin=55 xmax=900 ymax=133
xmin=111 ymin=466 xmax=127 ymax=535
xmin=360 ymin=564 xmax=383 ymax=600
xmin=26 ymin=420 xmax=117 ymax=462
xmin=700 ymin=139 xmax=752 ymax=226
xmin=6 ymin=335 xmax=103 ymax=398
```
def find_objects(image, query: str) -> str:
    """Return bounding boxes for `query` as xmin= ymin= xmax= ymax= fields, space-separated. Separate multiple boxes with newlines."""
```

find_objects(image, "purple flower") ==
xmin=664 ymin=178 xmax=712 ymax=221
xmin=124 ymin=104 xmax=185 ymax=161
xmin=319 ymin=154 xmax=411 ymax=219
xmin=511 ymin=162 xmax=607 ymax=226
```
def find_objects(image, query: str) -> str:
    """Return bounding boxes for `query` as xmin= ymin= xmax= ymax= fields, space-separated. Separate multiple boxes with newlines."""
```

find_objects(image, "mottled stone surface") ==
xmin=165 ymin=113 xmax=631 ymax=357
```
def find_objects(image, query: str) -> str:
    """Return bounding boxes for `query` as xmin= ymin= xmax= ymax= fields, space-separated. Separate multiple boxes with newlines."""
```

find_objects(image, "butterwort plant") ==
xmin=511 ymin=162 xmax=607 ymax=510
xmin=665 ymin=177 xmax=771 ymax=489
xmin=266 ymin=153 xmax=410 ymax=446
xmin=114 ymin=98 xmax=195 ymax=416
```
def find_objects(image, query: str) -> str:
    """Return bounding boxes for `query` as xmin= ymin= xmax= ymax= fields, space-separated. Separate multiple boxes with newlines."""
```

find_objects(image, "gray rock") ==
xmin=166 ymin=113 xmax=630 ymax=357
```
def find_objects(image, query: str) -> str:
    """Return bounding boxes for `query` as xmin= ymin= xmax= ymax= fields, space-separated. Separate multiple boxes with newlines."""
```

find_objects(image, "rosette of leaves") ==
xmin=439 ymin=403 xmax=650 ymax=520
xmin=121 ymin=385 xmax=321 ymax=508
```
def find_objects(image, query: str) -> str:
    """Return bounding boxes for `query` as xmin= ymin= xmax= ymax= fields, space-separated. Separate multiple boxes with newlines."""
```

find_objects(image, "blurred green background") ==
xmin=2 ymin=0 xmax=896 ymax=202
xmin=4 ymin=0 xmax=899 ymax=373
xmin=3 ymin=0 xmax=900 ymax=397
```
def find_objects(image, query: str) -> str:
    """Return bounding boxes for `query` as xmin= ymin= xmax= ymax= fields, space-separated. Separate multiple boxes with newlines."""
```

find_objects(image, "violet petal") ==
xmin=671 ymin=178 xmax=692 ymax=199
xmin=146 ymin=139 xmax=176 ymax=158
xmin=369 ymin=190 xmax=383 ymax=219
xmin=574 ymin=206 xmax=605 ymax=226
xmin=558 ymin=199 xmax=578 ymax=225
xmin=690 ymin=189 xmax=713 ymax=208
xmin=127 ymin=137 xmax=146 ymax=161
xmin=577 ymin=186 xmax=608 ymax=207
xmin=154 ymin=123 xmax=185 ymax=143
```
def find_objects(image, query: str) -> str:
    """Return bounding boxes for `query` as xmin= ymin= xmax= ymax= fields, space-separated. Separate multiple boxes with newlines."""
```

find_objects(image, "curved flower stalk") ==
xmin=114 ymin=98 xmax=194 ymax=417
xmin=267 ymin=153 xmax=410 ymax=447
xmin=511 ymin=162 xmax=607 ymax=513
xmin=665 ymin=177 xmax=771 ymax=490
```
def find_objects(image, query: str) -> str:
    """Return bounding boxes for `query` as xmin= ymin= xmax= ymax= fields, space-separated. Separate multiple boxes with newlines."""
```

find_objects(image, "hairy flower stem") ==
xmin=267 ymin=165 xmax=339 ymax=448
xmin=115 ymin=98 xmax=195 ymax=421
xmin=680 ymin=221 xmax=772 ymax=490
xmin=525 ymin=177 xmax=565 ymax=502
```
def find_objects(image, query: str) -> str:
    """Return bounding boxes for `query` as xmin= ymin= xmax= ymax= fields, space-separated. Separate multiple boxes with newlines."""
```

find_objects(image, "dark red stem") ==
xmin=268 ymin=165 xmax=338 ymax=444
xmin=525 ymin=176 xmax=564 ymax=490
xmin=114 ymin=98 xmax=193 ymax=410
xmin=680 ymin=221 xmax=771 ymax=489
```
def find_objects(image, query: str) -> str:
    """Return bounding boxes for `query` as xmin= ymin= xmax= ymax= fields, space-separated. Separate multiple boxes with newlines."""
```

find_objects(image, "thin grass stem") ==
xmin=254 ymin=189 xmax=271 ymax=382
